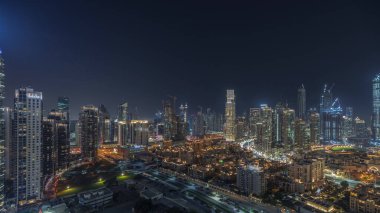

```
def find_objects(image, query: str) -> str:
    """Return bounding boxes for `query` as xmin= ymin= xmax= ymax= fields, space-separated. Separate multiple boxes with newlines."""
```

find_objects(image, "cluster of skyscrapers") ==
xmin=1 ymin=47 xmax=380 ymax=209
xmin=222 ymin=82 xmax=375 ymax=157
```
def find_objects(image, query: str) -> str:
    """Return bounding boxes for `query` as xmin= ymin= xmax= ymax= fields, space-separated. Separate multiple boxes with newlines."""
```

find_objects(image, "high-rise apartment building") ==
xmin=249 ymin=108 xmax=260 ymax=138
xmin=47 ymin=110 xmax=69 ymax=170
xmin=224 ymin=90 xmax=236 ymax=141
xmin=79 ymin=105 xmax=99 ymax=161
xmin=13 ymin=87 xmax=43 ymax=205
xmin=237 ymin=165 xmax=267 ymax=196
xmin=256 ymin=104 xmax=273 ymax=155
xmin=294 ymin=119 xmax=308 ymax=150
xmin=128 ymin=120 xmax=149 ymax=145
xmin=308 ymin=110 xmax=320 ymax=146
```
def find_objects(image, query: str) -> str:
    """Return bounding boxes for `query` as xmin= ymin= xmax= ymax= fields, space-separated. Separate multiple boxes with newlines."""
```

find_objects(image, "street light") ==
xmin=66 ymin=185 xmax=70 ymax=189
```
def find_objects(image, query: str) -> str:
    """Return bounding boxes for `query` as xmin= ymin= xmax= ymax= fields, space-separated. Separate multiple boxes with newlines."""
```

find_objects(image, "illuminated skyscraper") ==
xmin=273 ymin=103 xmax=295 ymax=151
xmin=294 ymin=119 xmax=308 ymax=150
xmin=128 ymin=120 xmax=149 ymax=145
xmin=372 ymin=74 xmax=380 ymax=140
xmin=79 ymin=105 xmax=99 ymax=161
xmin=342 ymin=107 xmax=354 ymax=141
xmin=47 ymin=110 xmax=70 ymax=170
xmin=256 ymin=104 xmax=273 ymax=155
xmin=236 ymin=116 xmax=247 ymax=140
xmin=57 ymin=96 xmax=69 ymax=121
xmin=98 ymin=104 xmax=110 ymax=145
xmin=118 ymin=102 xmax=129 ymax=121
xmin=309 ymin=110 xmax=320 ymax=145
xmin=179 ymin=103 xmax=188 ymax=123
xmin=297 ymin=84 xmax=306 ymax=120
xmin=163 ymin=98 xmax=175 ymax=140
xmin=117 ymin=102 xmax=129 ymax=145
xmin=320 ymin=84 xmax=333 ymax=140
xmin=322 ymin=98 xmax=343 ymax=142
xmin=224 ymin=90 xmax=236 ymax=141
xmin=320 ymin=84 xmax=343 ymax=142
xmin=249 ymin=108 xmax=260 ymax=138
xmin=0 ymin=51 xmax=5 ymax=209
xmin=13 ymin=87 xmax=43 ymax=205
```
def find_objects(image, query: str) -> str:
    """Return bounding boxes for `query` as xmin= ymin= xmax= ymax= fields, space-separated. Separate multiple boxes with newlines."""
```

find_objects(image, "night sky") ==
xmin=1 ymin=1 xmax=380 ymax=120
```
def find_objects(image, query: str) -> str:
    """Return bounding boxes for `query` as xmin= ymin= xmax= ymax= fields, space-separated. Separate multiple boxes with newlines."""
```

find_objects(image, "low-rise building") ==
xmin=350 ymin=185 xmax=380 ymax=213
xmin=289 ymin=158 xmax=324 ymax=193
xmin=78 ymin=187 xmax=113 ymax=208
xmin=140 ymin=188 xmax=163 ymax=201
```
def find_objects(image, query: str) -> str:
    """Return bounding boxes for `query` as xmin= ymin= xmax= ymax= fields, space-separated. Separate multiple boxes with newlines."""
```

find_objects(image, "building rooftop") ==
xmin=78 ymin=187 xmax=113 ymax=201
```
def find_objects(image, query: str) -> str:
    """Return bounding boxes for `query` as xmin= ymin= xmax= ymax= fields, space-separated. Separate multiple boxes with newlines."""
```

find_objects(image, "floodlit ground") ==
xmin=56 ymin=159 xmax=133 ymax=197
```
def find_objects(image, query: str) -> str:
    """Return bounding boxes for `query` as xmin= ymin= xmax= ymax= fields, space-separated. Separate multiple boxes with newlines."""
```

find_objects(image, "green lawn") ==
xmin=331 ymin=146 xmax=355 ymax=152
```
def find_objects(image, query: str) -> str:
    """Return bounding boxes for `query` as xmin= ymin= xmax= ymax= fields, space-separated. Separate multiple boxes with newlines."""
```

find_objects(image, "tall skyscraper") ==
xmin=273 ymin=103 xmax=295 ymax=151
xmin=179 ymin=103 xmax=188 ymax=123
xmin=294 ymin=119 xmax=308 ymax=150
xmin=297 ymin=84 xmax=306 ymax=120
xmin=47 ymin=110 xmax=70 ymax=170
xmin=118 ymin=102 xmax=129 ymax=121
xmin=249 ymin=108 xmax=260 ymax=138
xmin=322 ymin=98 xmax=343 ymax=142
xmin=162 ymin=97 xmax=185 ymax=141
xmin=0 ymin=51 xmax=5 ymax=209
xmin=128 ymin=120 xmax=149 ymax=145
xmin=42 ymin=119 xmax=55 ymax=181
xmin=342 ymin=107 xmax=354 ymax=142
xmin=256 ymin=104 xmax=273 ymax=155
xmin=320 ymin=84 xmax=333 ymax=140
xmin=79 ymin=105 xmax=99 ymax=161
xmin=57 ymin=96 xmax=69 ymax=121
xmin=13 ymin=87 xmax=43 ymax=205
xmin=117 ymin=102 xmax=129 ymax=145
xmin=309 ymin=110 xmax=320 ymax=146
xmin=224 ymin=90 xmax=236 ymax=142
xmin=372 ymin=74 xmax=380 ymax=140
xmin=192 ymin=107 xmax=206 ymax=137
xmin=98 ymin=104 xmax=110 ymax=146
xmin=4 ymin=107 xmax=12 ymax=181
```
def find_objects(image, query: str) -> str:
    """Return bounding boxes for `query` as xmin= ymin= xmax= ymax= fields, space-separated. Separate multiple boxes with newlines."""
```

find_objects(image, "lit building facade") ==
xmin=237 ymin=165 xmax=266 ymax=196
xmin=289 ymin=158 xmax=325 ymax=193
xmin=294 ymin=119 xmax=308 ymax=150
xmin=372 ymin=74 xmax=380 ymax=140
xmin=13 ymin=87 xmax=43 ymax=205
xmin=249 ymin=108 xmax=260 ymax=138
xmin=309 ymin=110 xmax=320 ymax=146
xmin=320 ymin=84 xmax=333 ymax=141
xmin=256 ymin=105 xmax=273 ymax=155
xmin=224 ymin=90 xmax=236 ymax=141
xmin=0 ymin=52 xmax=5 ymax=209
xmin=79 ymin=105 xmax=99 ymax=161
xmin=128 ymin=120 xmax=149 ymax=145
